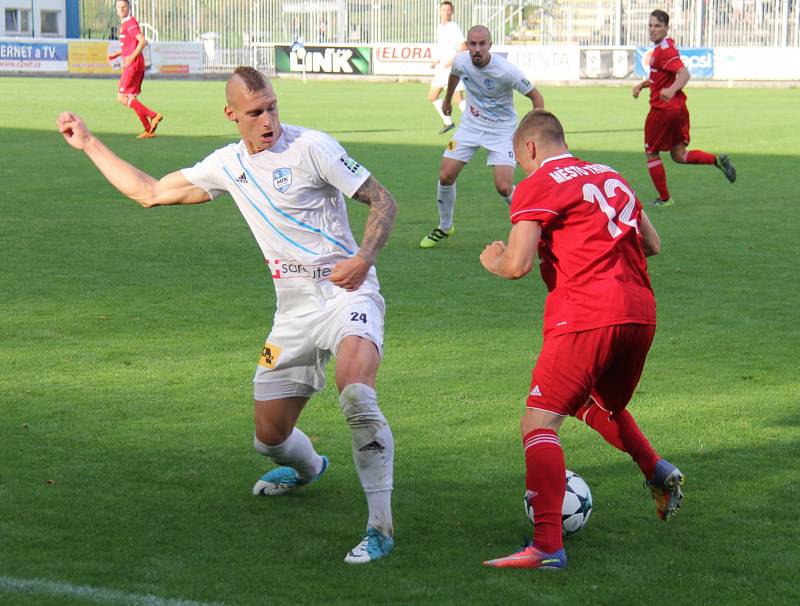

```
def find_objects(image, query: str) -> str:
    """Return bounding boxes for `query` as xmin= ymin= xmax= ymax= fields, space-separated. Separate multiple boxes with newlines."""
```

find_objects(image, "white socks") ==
xmin=432 ymin=98 xmax=454 ymax=126
xmin=437 ymin=181 xmax=456 ymax=231
xmin=339 ymin=383 xmax=394 ymax=537
xmin=504 ymin=185 xmax=516 ymax=206
xmin=254 ymin=428 xmax=324 ymax=481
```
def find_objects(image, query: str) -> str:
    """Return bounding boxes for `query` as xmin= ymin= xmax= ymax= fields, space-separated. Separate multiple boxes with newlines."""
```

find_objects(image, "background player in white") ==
xmin=56 ymin=66 xmax=398 ymax=565
xmin=420 ymin=25 xmax=544 ymax=248
xmin=428 ymin=1 xmax=466 ymax=134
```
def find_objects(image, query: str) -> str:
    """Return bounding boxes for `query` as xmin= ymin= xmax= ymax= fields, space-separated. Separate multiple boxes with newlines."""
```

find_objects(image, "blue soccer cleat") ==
xmin=646 ymin=459 xmax=685 ymax=521
xmin=344 ymin=527 xmax=394 ymax=564
xmin=252 ymin=456 xmax=328 ymax=496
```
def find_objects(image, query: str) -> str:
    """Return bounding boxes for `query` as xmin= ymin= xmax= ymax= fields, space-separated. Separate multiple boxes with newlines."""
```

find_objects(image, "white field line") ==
xmin=0 ymin=575 xmax=225 ymax=606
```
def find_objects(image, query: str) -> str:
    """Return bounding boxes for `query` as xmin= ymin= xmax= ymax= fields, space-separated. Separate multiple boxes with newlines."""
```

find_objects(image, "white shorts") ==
xmin=443 ymin=124 xmax=517 ymax=167
xmin=253 ymin=289 xmax=385 ymax=401
xmin=431 ymin=67 xmax=465 ymax=92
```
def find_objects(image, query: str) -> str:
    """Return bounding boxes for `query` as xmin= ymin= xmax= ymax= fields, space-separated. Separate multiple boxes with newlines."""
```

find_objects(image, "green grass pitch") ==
xmin=1 ymin=76 xmax=799 ymax=605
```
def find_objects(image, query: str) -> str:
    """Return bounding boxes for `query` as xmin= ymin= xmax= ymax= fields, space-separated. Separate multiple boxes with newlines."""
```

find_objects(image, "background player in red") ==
xmin=479 ymin=110 xmax=684 ymax=570
xmin=632 ymin=9 xmax=735 ymax=207
xmin=107 ymin=0 xmax=163 ymax=139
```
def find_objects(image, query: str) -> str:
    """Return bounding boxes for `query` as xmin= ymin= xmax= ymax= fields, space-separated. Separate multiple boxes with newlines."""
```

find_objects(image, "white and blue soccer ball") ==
xmin=524 ymin=469 xmax=593 ymax=536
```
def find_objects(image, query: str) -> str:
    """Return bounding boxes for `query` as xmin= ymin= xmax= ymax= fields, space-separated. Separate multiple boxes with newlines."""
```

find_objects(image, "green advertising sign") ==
xmin=276 ymin=46 xmax=371 ymax=75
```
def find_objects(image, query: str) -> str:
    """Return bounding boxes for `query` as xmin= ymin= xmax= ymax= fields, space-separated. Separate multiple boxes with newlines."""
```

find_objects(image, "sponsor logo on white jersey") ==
xmin=339 ymin=156 xmax=366 ymax=176
xmin=267 ymin=258 xmax=333 ymax=281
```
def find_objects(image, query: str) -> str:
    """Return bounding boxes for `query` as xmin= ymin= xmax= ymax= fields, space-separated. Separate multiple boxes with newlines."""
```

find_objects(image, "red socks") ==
xmin=647 ymin=158 xmax=670 ymax=201
xmin=684 ymin=149 xmax=717 ymax=165
xmin=614 ymin=409 xmax=659 ymax=480
xmin=575 ymin=401 xmax=660 ymax=480
xmin=575 ymin=400 xmax=624 ymax=450
xmin=128 ymin=98 xmax=157 ymax=130
xmin=524 ymin=429 xmax=565 ymax=553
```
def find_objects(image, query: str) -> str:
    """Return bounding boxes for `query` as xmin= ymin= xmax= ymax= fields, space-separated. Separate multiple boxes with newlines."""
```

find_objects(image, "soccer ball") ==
xmin=524 ymin=470 xmax=593 ymax=536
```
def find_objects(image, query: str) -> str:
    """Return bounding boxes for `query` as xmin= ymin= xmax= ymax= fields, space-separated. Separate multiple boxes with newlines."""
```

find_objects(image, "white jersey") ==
xmin=434 ymin=21 xmax=464 ymax=66
xmin=182 ymin=123 xmax=376 ymax=314
xmin=451 ymin=52 xmax=535 ymax=132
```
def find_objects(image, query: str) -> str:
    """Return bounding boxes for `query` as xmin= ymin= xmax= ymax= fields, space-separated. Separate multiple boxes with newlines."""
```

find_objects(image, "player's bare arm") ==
xmin=632 ymin=80 xmax=650 ymax=98
xmin=442 ymin=72 xmax=461 ymax=115
xmin=480 ymin=220 xmax=541 ymax=279
xmin=58 ymin=112 xmax=210 ymax=207
xmin=329 ymin=176 xmax=397 ymax=291
xmin=640 ymin=211 xmax=661 ymax=256
xmin=660 ymin=67 xmax=690 ymax=102
xmin=527 ymin=88 xmax=545 ymax=110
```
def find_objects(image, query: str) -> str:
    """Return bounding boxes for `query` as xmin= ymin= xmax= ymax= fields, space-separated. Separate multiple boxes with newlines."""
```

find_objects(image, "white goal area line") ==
xmin=0 ymin=575 xmax=225 ymax=606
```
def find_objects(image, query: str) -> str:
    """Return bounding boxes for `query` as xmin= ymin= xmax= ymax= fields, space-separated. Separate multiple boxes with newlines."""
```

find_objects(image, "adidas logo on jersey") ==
xmin=530 ymin=385 xmax=542 ymax=397
xmin=236 ymin=173 xmax=248 ymax=183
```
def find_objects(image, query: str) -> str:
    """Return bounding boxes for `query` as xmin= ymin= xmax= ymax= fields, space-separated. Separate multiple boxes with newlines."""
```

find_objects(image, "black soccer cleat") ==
xmin=716 ymin=154 xmax=736 ymax=183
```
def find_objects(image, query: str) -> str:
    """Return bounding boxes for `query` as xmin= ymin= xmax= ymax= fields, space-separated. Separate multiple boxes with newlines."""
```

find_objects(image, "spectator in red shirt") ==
xmin=480 ymin=110 xmax=684 ymax=570
xmin=632 ymin=10 xmax=735 ymax=206
xmin=107 ymin=0 xmax=163 ymax=139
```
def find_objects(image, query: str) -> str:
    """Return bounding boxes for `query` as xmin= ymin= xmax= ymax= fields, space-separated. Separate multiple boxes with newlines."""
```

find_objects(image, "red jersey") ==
xmin=648 ymin=38 xmax=686 ymax=110
xmin=119 ymin=16 xmax=145 ymax=71
xmin=510 ymin=154 xmax=656 ymax=337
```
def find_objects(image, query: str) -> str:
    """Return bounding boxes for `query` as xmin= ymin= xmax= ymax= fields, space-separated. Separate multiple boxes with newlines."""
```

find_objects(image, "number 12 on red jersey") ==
xmin=582 ymin=178 xmax=639 ymax=238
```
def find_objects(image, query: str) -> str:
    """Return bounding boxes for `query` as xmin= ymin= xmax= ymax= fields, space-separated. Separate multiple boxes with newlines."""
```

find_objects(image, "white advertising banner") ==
xmin=0 ymin=37 xmax=202 ymax=75
xmin=372 ymin=43 xmax=435 ymax=76
xmin=0 ymin=38 xmax=68 ymax=72
xmin=713 ymin=47 xmax=800 ymax=80
xmin=149 ymin=42 xmax=204 ymax=74
xmin=498 ymin=45 xmax=581 ymax=81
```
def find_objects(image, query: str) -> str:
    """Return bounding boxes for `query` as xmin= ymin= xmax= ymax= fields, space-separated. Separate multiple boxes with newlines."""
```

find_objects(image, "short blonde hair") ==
xmin=515 ymin=110 xmax=565 ymax=146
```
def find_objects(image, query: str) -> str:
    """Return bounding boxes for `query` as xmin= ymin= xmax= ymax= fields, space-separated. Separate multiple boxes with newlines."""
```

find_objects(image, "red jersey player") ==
xmin=107 ymin=0 xmax=163 ymax=139
xmin=480 ymin=110 xmax=684 ymax=571
xmin=632 ymin=10 xmax=735 ymax=206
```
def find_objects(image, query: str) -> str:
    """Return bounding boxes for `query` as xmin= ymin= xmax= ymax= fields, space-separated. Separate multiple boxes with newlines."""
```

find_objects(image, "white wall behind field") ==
xmin=1 ymin=0 xmax=66 ymax=38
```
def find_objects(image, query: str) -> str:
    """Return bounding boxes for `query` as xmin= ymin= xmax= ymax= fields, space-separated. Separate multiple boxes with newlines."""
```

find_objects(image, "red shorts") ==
xmin=644 ymin=106 xmax=690 ymax=153
xmin=118 ymin=67 xmax=145 ymax=95
xmin=527 ymin=324 xmax=656 ymax=416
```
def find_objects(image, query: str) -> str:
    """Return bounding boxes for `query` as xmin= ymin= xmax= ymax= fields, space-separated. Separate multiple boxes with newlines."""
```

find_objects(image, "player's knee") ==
xmin=670 ymin=149 xmax=686 ymax=163
xmin=253 ymin=411 xmax=293 ymax=446
xmin=439 ymin=173 xmax=456 ymax=186
xmin=496 ymin=183 xmax=513 ymax=198
xmin=254 ymin=424 xmax=291 ymax=447
xmin=339 ymin=383 xmax=386 ymax=429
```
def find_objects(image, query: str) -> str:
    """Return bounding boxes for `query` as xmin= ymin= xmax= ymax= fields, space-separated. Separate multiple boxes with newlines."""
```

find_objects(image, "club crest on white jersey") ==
xmin=272 ymin=167 xmax=292 ymax=193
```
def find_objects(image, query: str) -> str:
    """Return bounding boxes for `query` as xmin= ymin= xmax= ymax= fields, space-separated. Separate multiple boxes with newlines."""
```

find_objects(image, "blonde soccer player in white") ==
xmin=428 ymin=0 xmax=466 ymax=134
xmin=57 ymin=66 xmax=398 ymax=564
xmin=419 ymin=25 xmax=545 ymax=249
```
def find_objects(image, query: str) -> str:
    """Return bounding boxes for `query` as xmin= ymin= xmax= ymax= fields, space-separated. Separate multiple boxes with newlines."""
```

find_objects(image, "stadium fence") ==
xmin=75 ymin=0 xmax=799 ymax=72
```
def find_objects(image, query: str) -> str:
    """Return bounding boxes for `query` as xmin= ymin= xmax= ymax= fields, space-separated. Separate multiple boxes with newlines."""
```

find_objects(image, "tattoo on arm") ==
xmin=352 ymin=176 xmax=397 ymax=265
